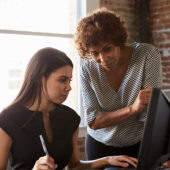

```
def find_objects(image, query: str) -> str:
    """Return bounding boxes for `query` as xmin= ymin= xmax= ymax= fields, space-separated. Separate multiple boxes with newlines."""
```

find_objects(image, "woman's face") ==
xmin=89 ymin=42 xmax=121 ymax=71
xmin=42 ymin=65 xmax=72 ymax=105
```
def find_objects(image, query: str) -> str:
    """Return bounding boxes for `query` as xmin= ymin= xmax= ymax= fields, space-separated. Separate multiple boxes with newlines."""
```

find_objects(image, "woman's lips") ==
xmin=103 ymin=63 xmax=113 ymax=68
xmin=61 ymin=94 xmax=68 ymax=99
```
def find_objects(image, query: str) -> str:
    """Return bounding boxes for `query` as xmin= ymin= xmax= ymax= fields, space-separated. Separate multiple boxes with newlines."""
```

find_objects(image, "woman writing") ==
xmin=0 ymin=47 xmax=137 ymax=170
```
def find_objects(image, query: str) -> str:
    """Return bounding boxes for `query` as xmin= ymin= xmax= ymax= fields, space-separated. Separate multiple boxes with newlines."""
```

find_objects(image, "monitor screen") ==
xmin=137 ymin=88 xmax=170 ymax=170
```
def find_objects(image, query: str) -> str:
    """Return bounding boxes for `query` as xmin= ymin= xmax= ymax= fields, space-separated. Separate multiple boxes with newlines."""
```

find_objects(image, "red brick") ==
xmin=78 ymin=140 xmax=83 ymax=145
xmin=163 ymin=67 xmax=170 ymax=72
xmin=79 ymin=147 xmax=85 ymax=152
xmin=162 ymin=61 xmax=170 ymax=66
xmin=162 ymin=56 xmax=170 ymax=61
xmin=159 ymin=44 xmax=170 ymax=48
xmin=164 ymin=73 xmax=170 ymax=78
xmin=163 ymin=79 xmax=170 ymax=83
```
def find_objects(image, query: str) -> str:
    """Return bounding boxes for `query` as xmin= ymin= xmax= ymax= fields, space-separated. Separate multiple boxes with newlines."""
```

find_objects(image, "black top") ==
xmin=0 ymin=104 xmax=80 ymax=170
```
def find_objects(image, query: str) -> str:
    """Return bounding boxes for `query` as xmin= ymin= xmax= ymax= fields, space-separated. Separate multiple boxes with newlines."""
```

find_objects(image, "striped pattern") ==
xmin=80 ymin=42 xmax=163 ymax=147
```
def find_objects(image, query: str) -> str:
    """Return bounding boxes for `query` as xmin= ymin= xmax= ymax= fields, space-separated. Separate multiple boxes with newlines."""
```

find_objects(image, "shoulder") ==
xmin=0 ymin=106 xmax=17 ymax=123
xmin=0 ymin=105 xmax=24 ymax=138
xmin=0 ymin=105 xmax=33 ymax=129
xmin=52 ymin=104 xmax=80 ymax=133
xmin=131 ymin=42 xmax=160 ymax=55
xmin=56 ymin=104 xmax=80 ymax=124
xmin=129 ymin=42 xmax=161 ymax=63
xmin=81 ymin=59 xmax=98 ymax=73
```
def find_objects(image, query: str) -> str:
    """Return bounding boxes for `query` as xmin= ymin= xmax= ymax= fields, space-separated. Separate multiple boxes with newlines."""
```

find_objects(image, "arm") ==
xmin=81 ymin=66 xmax=151 ymax=130
xmin=68 ymin=128 xmax=137 ymax=170
xmin=90 ymin=87 xmax=152 ymax=129
xmin=0 ymin=128 xmax=12 ymax=170
xmin=80 ymin=67 xmax=136 ymax=130
xmin=138 ymin=44 xmax=162 ymax=121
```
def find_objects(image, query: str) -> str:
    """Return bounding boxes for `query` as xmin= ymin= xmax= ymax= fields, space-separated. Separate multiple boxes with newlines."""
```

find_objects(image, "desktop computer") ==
xmin=105 ymin=88 xmax=170 ymax=170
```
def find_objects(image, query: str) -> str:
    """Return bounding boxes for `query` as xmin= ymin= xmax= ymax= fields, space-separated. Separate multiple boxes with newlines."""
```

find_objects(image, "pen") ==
xmin=39 ymin=134 xmax=49 ymax=155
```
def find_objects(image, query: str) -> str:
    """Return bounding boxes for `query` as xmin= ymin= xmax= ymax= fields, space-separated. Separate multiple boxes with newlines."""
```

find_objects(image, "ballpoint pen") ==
xmin=39 ymin=134 xmax=49 ymax=155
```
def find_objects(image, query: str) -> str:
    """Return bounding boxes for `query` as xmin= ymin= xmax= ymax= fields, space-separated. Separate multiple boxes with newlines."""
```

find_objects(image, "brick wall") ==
xmin=150 ymin=0 xmax=170 ymax=88
xmin=100 ymin=0 xmax=138 ymax=43
xmin=78 ymin=137 xmax=86 ymax=160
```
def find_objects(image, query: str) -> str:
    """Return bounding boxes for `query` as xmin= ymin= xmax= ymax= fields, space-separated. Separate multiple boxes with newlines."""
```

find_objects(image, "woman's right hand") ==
xmin=108 ymin=155 xmax=138 ymax=168
xmin=131 ymin=87 xmax=152 ymax=114
xmin=32 ymin=155 xmax=58 ymax=170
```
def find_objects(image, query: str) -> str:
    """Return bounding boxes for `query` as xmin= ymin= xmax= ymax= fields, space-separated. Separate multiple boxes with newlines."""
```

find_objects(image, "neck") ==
xmin=25 ymin=98 xmax=55 ymax=114
xmin=116 ymin=46 xmax=133 ymax=67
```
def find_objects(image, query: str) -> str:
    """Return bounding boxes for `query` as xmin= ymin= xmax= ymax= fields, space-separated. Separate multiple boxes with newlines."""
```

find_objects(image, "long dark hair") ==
xmin=8 ymin=47 xmax=73 ymax=110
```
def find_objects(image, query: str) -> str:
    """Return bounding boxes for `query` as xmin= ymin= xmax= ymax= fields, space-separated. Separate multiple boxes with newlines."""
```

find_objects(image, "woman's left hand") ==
xmin=163 ymin=160 xmax=170 ymax=167
xmin=108 ymin=155 xmax=138 ymax=168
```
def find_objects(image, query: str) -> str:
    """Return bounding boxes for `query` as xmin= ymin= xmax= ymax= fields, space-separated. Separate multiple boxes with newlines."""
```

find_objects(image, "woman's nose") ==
xmin=99 ymin=53 xmax=108 ymax=63
xmin=65 ymin=82 xmax=72 ymax=91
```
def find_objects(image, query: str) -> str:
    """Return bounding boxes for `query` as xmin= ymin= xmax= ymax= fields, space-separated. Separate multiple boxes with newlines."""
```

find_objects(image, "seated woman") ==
xmin=0 ymin=47 xmax=137 ymax=170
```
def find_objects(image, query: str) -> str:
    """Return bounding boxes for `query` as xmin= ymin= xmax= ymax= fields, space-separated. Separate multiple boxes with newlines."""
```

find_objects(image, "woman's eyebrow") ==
xmin=59 ymin=75 xmax=72 ymax=79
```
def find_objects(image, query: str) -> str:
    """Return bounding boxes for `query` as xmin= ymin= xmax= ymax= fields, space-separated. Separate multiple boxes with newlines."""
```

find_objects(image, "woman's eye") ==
xmin=90 ymin=51 xmax=99 ymax=57
xmin=59 ymin=79 xmax=66 ymax=82
xmin=103 ymin=46 xmax=112 ymax=53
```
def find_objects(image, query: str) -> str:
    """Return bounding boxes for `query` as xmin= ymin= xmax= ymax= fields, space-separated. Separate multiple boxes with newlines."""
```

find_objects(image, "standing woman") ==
xmin=74 ymin=8 xmax=162 ymax=162
xmin=0 ymin=47 xmax=137 ymax=170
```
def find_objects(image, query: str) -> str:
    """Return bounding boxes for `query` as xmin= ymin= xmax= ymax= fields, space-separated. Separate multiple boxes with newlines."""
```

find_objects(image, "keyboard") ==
xmin=118 ymin=166 xmax=170 ymax=170
xmin=154 ymin=166 xmax=170 ymax=170
xmin=108 ymin=166 xmax=170 ymax=170
xmin=104 ymin=167 xmax=136 ymax=170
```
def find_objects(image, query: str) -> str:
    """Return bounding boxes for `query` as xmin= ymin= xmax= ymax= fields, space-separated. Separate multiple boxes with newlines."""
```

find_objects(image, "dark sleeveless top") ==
xmin=0 ymin=104 xmax=80 ymax=170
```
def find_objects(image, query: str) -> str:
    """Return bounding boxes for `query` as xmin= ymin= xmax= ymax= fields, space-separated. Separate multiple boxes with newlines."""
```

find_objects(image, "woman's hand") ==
xmin=131 ymin=87 xmax=152 ymax=114
xmin=32 ymin=155 xmax=58 ymax=170
xmin=108 ymin=155 xmax=138 ymax=168
xmin=163 ymin=160 xmax=170 ymax=167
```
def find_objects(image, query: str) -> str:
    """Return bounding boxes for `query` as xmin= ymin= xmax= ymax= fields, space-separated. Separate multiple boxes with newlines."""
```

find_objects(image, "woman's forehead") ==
xmin=52 ymin=65 xmax=73 ymax=75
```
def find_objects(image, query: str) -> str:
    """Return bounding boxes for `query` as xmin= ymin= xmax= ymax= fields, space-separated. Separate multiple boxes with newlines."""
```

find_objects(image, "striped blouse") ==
xmin=80 ymin=42 xmax=163 ymax=147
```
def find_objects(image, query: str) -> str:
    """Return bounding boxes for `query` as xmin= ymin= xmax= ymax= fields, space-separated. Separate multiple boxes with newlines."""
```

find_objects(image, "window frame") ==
xmin=0 ymin=0 xmax=100 ymax=136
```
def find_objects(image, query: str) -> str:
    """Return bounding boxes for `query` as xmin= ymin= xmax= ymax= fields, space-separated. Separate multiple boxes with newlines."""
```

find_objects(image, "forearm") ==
xmin=90 ymin=105 xmax=135 ymax=130
xmin=69 ymin=157 xmax=109 ymax=170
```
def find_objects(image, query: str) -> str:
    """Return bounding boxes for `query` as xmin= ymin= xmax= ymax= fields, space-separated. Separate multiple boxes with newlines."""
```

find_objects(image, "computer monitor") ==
xmin=137 ymin=88 xmax=170 ymax=170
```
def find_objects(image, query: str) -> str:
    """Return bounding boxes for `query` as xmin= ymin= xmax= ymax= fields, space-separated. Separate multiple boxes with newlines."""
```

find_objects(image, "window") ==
xmin=0 ymin=0 xmax=99 ymax=127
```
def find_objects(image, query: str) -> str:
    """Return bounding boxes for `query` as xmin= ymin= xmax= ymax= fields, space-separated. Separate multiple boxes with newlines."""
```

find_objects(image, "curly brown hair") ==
xmin=74 ymin=8 xmax=128 ymax=59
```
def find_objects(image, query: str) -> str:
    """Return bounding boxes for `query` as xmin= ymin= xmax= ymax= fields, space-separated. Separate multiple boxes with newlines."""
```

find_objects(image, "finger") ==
xmin=140 ymin=92 xmax=151 ymax=99
xmin=127 ymin=156 xmax=138 ymax=163
xmin=163 ymin=161 xmax=170 ymax=167
xmin=118 ymin=156 xmax=137 ymax=167
xmin=38 ymin=156 xmax=58 ymax=169
xmin=143 ymin=87 xmax=152 ymax=92
xmin=116 ymin=161 xmax=129 ymax=168
xmin=140 ymin=88 xmax=152 ymax=96
xmin=141 ymin=98 xmax=151 ymax=105
xmin=163 ymin=162 xmax=168 ymax=167
xmin=37 ymin=164 xmax=54 ymax=170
